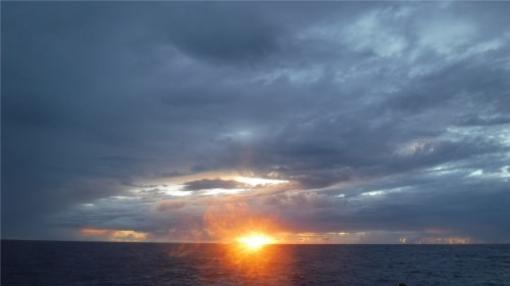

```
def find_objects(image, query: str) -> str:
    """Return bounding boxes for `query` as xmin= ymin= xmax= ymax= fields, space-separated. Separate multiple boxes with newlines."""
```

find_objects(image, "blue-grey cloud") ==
xmin=2 ymin=2 xmax=509 ymax=243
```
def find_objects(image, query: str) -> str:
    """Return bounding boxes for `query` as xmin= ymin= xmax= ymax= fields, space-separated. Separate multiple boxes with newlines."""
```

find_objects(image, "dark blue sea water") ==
xmin=2 ymin=240 xmax=509 ymax=286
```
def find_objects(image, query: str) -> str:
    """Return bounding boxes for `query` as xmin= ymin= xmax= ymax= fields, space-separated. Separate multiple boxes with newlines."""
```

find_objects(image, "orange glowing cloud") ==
xmin=203 ymin=202 xmax=284 ymax=243
xmin=80 ymin=228 xmax=148 ymax=242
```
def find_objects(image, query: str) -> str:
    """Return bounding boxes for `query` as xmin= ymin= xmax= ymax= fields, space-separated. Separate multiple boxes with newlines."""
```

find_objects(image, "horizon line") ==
xmin=2 ymin=238 xmax=509 ymax=246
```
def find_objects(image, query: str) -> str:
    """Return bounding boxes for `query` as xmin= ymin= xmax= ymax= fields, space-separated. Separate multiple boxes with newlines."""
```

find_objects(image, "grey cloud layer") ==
xmin=2 ymin=2 xmax=509 ymax=242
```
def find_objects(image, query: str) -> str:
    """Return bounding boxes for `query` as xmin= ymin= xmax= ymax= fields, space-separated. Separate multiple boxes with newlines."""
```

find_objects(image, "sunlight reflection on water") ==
xmin=167 ymin=243 xmax=294 ymax=286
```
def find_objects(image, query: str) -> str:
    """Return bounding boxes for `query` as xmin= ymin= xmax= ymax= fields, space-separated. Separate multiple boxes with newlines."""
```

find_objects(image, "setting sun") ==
xmin=237 ymin=233 xmax=275 ymax=251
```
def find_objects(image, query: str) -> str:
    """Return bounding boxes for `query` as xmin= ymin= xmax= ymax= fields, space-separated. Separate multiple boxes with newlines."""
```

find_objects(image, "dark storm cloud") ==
xmin=159 ymin=4 xmax=283 ymax=63
xmin=184 ymin=179 xmax=246 ymax=191
xmin=2 ymin=2 xmax=510 ymax=242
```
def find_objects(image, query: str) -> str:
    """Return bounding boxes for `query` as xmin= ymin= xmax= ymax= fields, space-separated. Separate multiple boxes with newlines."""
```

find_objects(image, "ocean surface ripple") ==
xmin=2 ymin=240 xmax=509 ymax=286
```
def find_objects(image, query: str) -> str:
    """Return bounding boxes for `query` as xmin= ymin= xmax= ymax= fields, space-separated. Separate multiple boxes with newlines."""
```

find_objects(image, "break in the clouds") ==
xmin=2 ymin=2 xmax=510 ymax=243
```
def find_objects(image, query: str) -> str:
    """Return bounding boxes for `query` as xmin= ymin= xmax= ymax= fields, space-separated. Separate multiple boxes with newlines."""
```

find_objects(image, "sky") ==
xmin=2 ymin=2 xmax=510 ymax=244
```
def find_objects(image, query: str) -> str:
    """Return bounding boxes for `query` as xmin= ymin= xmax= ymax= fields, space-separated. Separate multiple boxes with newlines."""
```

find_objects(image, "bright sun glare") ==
xmin=237 ymin=233 xmax=275 ymax=251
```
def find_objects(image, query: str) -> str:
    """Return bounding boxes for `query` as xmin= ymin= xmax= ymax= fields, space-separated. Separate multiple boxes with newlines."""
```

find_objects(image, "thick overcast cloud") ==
xmin=2 ymin=2 xmax=510 ymax=243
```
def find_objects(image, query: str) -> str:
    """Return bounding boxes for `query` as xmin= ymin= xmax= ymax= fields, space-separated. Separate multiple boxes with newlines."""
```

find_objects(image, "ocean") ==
xmin=2 ymin=240 xmax=509 ymax=286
